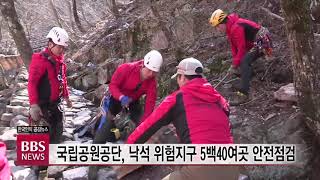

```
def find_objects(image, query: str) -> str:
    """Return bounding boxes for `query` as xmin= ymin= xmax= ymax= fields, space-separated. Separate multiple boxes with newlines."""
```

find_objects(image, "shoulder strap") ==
xmin=41 ymin=52 xmax=64 ymax=83
xmin=237 ymin=22 xmax=259 ymax=42
xmin=41 ymin=52 xmax=56 ymax=66
xmin=134 ymin=82 xmax=142 ymax=92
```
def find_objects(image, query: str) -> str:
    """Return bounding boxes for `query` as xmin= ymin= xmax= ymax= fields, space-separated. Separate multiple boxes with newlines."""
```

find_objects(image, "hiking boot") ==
xmin=38 ymin=170 xmax=48 ymax=180
xmin=229 ymin=91 xmax=249 ymax=106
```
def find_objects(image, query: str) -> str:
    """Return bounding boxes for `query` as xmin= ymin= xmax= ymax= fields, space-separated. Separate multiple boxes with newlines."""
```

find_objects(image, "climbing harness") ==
xmin=254 ymin=26 xmax=273 ymax=56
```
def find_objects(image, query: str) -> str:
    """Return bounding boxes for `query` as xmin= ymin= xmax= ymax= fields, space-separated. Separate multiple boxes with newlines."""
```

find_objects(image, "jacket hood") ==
xmin=180 ymin=78 xmax=223 ymax=103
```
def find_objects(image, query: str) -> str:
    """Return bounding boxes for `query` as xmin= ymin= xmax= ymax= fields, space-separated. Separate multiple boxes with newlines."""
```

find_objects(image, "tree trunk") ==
xmin=106 ymin=0 xmax=119 ymax=19
xmin=66 ymin=0 xmax=77 ymax=31
xmin=72 ymin=0 xmax=85 ymax=32
xmin=79 ymin=0 xmax=94 ymax=28
xmin=0 ymin=0 xmax=32 ymax=67
xmin=311 ymin=0 xmax=320 ymax=22
xmin=0 ymin=18 xmax=2 ymax=42
xmin=281 ymin=0 xmax=320 ymax=138
xmin=49 ymin=0 xmax=63 ymax=27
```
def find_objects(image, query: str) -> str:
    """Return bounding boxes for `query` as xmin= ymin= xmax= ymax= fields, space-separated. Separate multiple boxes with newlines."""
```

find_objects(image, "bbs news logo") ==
xmin=16 ymin=126 xmax=50 ymax=165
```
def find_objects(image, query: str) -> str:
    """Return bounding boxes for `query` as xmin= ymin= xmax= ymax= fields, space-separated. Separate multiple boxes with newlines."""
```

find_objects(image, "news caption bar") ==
xmin=16 ymin=126 xmax=298 ymax=165
xmin=49 ymin=144 xmax=296 ymax=165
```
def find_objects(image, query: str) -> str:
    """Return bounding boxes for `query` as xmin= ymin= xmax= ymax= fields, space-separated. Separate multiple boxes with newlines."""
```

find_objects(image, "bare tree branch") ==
xmin=106 ymin=0 xmax=119 ymax=19
xmin=48 ymin=0 xmax=63 ymax=27
xmin=260 ymin=7 xmax=285 ymax=21
xmin=66 ymin=0 xmax=77 ymax=31
xmin=78 ymin=0 xmax=94 ymax=28
xmin=0 ymin=17 xmax=3 ymax=42
xmin=72 ymin=0 xmax=85 ymax=32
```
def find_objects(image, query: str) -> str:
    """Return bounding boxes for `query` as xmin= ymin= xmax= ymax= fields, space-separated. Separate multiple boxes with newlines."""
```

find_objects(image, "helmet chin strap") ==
xmin=48 ymin=42 xmax=57 ymax=53
xmin=140 ymin=66 xmax=146 ymax=81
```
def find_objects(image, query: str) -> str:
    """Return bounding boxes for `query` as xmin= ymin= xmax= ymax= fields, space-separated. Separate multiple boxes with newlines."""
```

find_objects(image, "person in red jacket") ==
xmin=88 ymin=50 xmax=163 ymax=180
xmin=127 ymin=58 xmax=239 ymax=180
xmin=27 ymin=27 xmax=72 ymax=179
xmin=0 ymin=142 xmax=11 ymax=180
xmin=209 ymin=9 xmax=272 ymax=105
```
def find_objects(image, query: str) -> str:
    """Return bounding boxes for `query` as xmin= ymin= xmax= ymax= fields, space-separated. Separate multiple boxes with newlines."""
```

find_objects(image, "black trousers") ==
xmin=93 ymin=96 xmax=142 ymax=144
xmin=32 ymin=103 xmax=63 ymax=172
xmin=40 ymin=103 xmax=63 ymax=144
xmin=89 ymin=96 xmax=142 ymax=180
xmin=239 ymin=49 xmax=264 ymax=95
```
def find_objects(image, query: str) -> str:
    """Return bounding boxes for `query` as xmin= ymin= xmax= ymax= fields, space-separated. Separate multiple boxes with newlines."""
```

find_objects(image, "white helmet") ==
xmin=143 ymin=50 xmax=163 ymax=72
xmin=46 ymin=27 xmax=69 ymax=47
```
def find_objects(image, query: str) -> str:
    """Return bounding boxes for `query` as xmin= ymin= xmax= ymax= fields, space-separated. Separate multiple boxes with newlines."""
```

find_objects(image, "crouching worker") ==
xmin=27 ymin=27 xmax=72 ymax=179
xmin=88 ymin=50 xmax=163 ymax=180
xmin=127 ymin=58 xmax=239 ymax=180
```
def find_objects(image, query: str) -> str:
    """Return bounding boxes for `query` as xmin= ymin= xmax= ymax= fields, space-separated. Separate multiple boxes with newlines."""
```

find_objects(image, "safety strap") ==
xmin=134 ymin=82 xmax=142 ymax=92
xmin=41 ymin=52 xmax=64 ymax=100
xmin=97 ymin=95 xmax=111 ymax=130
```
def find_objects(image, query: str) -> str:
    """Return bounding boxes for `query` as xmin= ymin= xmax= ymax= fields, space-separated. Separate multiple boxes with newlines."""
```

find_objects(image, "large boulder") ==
xmin=62 ymin=167 xmax=88 ymax=180
xmin=274 ymin=83 xmax=298 ymax=102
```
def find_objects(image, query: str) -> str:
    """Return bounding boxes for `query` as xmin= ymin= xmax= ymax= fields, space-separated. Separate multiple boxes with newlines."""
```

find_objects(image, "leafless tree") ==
xmin=66 ymin=0 xmax=77 ymax=31
xmin=311 ymin=1 xmax=320 ymax=23
xmin=0 ymin=0 xmax=32 ymax=67
xmin=48 ymin=0 xmax=63 ymax=27
xmin=281 ymin=0 xmax=320 ymax=140
xmin=0 ymin=17 xmax=3 ymax=42
xmin=79 ymin=0 xmax=94 ymax=28
xmin=106 ymin=0 xmax=119 ymax=19
xmin=72 ymin=0 xmax=85 ymax=32
xmin=48 ymin=0 xmax=78 ymax=46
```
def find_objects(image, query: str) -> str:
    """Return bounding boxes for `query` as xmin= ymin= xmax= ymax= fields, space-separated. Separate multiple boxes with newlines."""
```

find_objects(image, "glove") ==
xmin=120 ymin=96 xmax=131 ymax=107
xmin=219 ymin=98 xmax=230 ymax=117
xmin=29 ymin=104 xmax=42 ymax=122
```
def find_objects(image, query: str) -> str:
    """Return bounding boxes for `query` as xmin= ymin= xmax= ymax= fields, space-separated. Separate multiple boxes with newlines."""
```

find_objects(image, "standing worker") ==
xmin=28 ymin=27 xmax=72 ymax=179
xmin=127 ymin=57 xmax=238 ymax=180
xmin=209 ymin=9 xmax=272 ymax=105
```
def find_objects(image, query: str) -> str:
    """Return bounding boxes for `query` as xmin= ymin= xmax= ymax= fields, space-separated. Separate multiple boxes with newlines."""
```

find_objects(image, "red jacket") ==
xmin=28 ymin=48 xmax=69 ymax=105
xmin=127 ymin=78 xmax=233 ymax=144
xmin=109 ymin=60 xmax=157 ymax=121
xmin=0 ymin=142 xmax=11 ymax=180
xmin=226 ymin=13 xmax=261 ymax=67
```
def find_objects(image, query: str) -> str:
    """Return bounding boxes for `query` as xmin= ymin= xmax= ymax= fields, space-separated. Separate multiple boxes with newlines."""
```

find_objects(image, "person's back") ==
xmin=226 ymin=13 xmax=261 ymax=53
xmin=127 ymin=57 xmax=238 ymax=180
xmin=172 ymin=78 xmax=233 ymax=144
xmin=127 ymin=58 xmax=233 ymax=145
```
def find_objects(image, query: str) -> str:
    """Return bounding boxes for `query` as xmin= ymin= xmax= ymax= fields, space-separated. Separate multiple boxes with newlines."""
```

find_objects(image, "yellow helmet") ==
xmin=209 ymin=9 xmax=227 ymax=27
